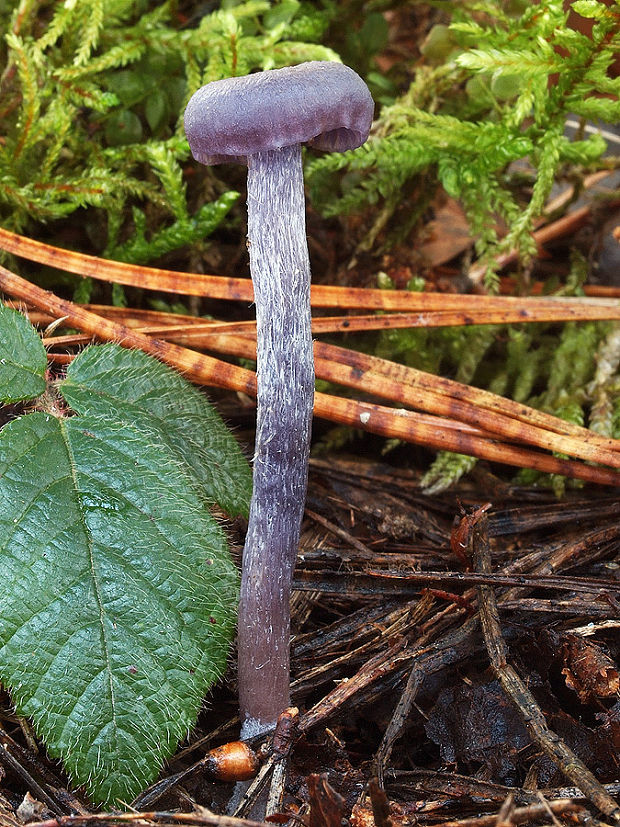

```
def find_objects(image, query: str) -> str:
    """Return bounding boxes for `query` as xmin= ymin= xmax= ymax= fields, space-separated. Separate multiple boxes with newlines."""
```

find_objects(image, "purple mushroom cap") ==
xmin=184 ymin=61 xmax=374 ymax=165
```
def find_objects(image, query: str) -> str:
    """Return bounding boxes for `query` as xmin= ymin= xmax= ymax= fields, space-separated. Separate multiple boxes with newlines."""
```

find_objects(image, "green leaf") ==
xmin=145 ymin=90 xmax=169 ymax=135
xmin=193 ymin=190 xmax=240 ymax=237
xmin=0 ymin=410 xmax=238 ymax=805
xmin=164 ymin=76 xmax=187 ymax=114
xmin=558 ymin=134 xmax=606 ymax=164
xmin=0 ymin=304 xmax=47 ymax=402
xmin=571 ymin=0 xmax=608 ymax=19
xmin=570 ymin=96 xmax=620 ymax=122
xmin=104 ymin=109 xmax=143 ymax=147
xmin=105 ymin=71 xmax=148 ymax=107
xmin=60 ymin=343 xmax=252 ymax=518
xmin=357 ymin=13 xmax=390 ymax=56
xmin=105 ymin=191 xmax=239 ymax=264
xmin=146 ymin=144 xmax=187 ymax=217
xmin=263 ymin=0 xmax=300 ymax=29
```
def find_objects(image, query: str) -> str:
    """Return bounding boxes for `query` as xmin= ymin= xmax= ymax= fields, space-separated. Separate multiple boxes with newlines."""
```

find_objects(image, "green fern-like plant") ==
xmin=0 ymin=0 xmax=337 ymax=264
xmin=307 ymin=0 xmax=619 ymax=289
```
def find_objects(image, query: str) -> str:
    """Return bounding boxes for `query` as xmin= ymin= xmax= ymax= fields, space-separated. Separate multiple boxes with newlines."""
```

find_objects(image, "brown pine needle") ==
xmin=2 ymin=261 xmax=620 ymax=485
xmin=46 ymin=302 xmax=618 ymax=465
xmin=314 ymin=342 xmax=620 ymax=453
xmin=141 ymin=329 xmax=620 ymax=469
xmin=66 ymin=306 xmax=620 ymax=332
xmin=22 ymin=303 xmax=620 ymax=337
xmin=38 ymin=312 xmax=620 ymax=468
xmin=2 ymin=226 xmax=620 ymax=318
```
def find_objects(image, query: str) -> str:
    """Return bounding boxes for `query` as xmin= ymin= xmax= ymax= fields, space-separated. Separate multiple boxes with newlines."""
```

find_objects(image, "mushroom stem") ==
xmin=238 ymin=144 xmax=314 ymax=737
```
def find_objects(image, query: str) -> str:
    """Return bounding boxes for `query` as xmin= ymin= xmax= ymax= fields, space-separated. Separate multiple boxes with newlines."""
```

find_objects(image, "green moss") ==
xmin=307 ymin=0 xmax=619 ymax=290
xmin=0 ymin=0 xmax=337 ymax=256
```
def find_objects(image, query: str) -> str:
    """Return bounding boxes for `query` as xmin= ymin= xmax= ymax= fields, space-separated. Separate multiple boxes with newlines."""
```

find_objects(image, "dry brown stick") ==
xmin=367 ymin=778 xmax=395 ymax=827
xmin=372 ymin=649 xmax=426 ymax=788
xmin=26 ymin=811 xmax=266 ymax=827
xmin=304 ymin=509 xmax=377 ymax=559
xmin=372 ymin=516 xmax=619 ymax=799
xmin=391 ymin=770 xmax=620 ymax=805
xmin=97 ymin=324 xmax=620 ymax=468
xmin=545 ymin=783 xmax=620 ymax=802
xmin=265 ymin=708 xmax=299 ymax=820
xmin=4 ymin=267 xmax=619 ymax=484
xmin=498 ymin=598 xmax=614 ymax=617
xmin=41 ymin=324 xmax=620 ymax=465
xmin=429 ymin=799 xmax=582 ymax=827
xmin=472 ymin=516 xmax=620 ymax=823
xmin=488 ymin=500 xmax=620 ymax=536
xmin=499 ymin=523 xmax=620 ymax=605
xmin=27 ymin=297 xmax=620 ymax=338
xmin=291 ymin=600 xmax=422 ymax=708
xmin=48 ymin=308 xmax=620 ymax=461
xmin=292 ymin=600 xmax=407 ymax=659
xmin=41 ymin=306 xmax=620 ymax=335
xmin=28 ymin=306 xmax=620 ymax=338
xmin=42 ymin=331 xmax=484 ymax=436
xmin=291 ymin=616 xmax=403 ymax=696
xmin=293 ymin=568 xmax=620 ymax=597
xmin=0 ymin=744 xmax=64 ymax=817
xmin=42 ymin=359 xmax=620 ymax=484
xmin=311 ymin=343 xmax=620 ymax=467
xmin=389 ymin=769 xmax=538 ymax=805
xmin=0 ymin=728 xmax=85 ymax=816
xmin=41 ymin=321 xmax=620 ymax=468
xmin=298 ymin=638 xmax=410 ymax=734
xmin=227 ymin=710 xmax=299 ymax=821
xmin=90 ymin=306 xmax=620 ymax=329
xmin=316 ymin=342 xmax=620 ymax=451
xmin=3 ymin=225 xmax=620 ymax=313
xmin=0 ymin=227 xmax=254 ymax=303
xmin=495 ymin=794 xmax=517 ymax=827
xmin=298 ymin=605 xmax=488 ymax=739
xmin=228 ymin=755 xmax=275 ymax=819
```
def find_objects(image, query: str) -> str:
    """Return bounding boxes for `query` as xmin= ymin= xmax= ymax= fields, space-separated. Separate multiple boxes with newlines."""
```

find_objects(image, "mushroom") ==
xmin=184 ymin=61 xmax=373 ymax=738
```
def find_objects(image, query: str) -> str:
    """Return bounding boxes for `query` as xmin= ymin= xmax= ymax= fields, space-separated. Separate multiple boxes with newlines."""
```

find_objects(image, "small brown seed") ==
xmin=202 ymin=741 xmax=260 ymax=782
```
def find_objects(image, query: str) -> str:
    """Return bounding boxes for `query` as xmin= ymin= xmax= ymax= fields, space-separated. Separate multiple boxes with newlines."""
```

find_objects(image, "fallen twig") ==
xmin=428 ymin=798 xmax=582 ymax=827
xmin=472 ymin=514 xmax=620 ymax=823
xmin=26 ymin=810 xmax=266 ymax=827
xmin=38 ymin=313 xmax=620 ymax=464
xmin=3 ymin=266 xmax=619 ymax=484
xmin=43 ymin=325 xmax=620 ymax=468
xmin=293 ymin=567 xmax=620 ymax=597
xmin=2 ymin=226 xmax=620 ymax=316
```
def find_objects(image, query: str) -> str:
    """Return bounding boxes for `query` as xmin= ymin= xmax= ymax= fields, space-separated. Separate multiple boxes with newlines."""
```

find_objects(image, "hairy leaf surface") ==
xmin=0 ymin=411 xmax=238 ymax=805
xmin=0 ymin=304 xmax=47 ymax=402
xmin=60 ymin=343 xmax=252 ymax=518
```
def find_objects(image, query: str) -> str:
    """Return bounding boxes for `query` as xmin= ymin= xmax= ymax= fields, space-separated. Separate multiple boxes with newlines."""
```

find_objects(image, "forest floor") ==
xmin=1 ymin=164 xmax=619 ymax=827
xmin=0 ymin=449 xmax=618 ymax=827
xmin=1 ymin=5 xmax=619 ymax=824
xmin=1 ymin=163 xmax=619 ymax=827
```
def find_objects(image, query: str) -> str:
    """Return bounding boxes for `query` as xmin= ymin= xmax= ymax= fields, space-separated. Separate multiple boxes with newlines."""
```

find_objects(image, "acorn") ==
xmin=202 ymin=741 xmax=260 ymax=782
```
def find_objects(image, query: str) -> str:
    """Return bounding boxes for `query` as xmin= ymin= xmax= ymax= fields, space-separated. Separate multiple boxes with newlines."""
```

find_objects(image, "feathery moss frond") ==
xmin=0 ymin=0 xmax=336 ymax=257
xmin=307 ymin=0 xmax=620 ymax=289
